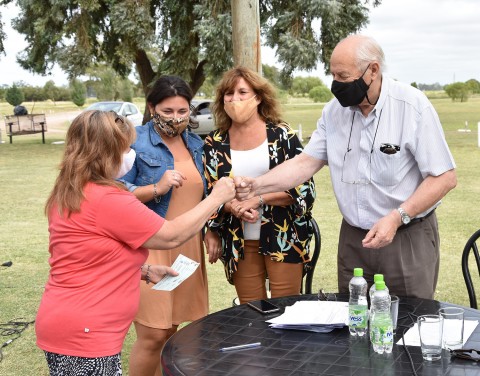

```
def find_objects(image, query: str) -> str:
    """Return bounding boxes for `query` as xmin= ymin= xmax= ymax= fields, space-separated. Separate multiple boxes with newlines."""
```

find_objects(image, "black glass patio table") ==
xmin=161 ymin=294 xmax=480 ymax=375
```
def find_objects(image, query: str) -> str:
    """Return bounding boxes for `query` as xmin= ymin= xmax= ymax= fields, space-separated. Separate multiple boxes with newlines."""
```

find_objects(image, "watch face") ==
xmin=398 ymin=208 xmax=411 ymax=225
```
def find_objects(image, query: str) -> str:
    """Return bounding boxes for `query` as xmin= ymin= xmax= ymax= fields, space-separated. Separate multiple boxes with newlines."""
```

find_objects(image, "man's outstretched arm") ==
xmin=234 ymin=152 xmax=326 ymax=200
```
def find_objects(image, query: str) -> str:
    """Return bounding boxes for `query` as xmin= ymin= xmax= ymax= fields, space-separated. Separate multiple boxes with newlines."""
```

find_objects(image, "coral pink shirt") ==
xmin=36 ymin=183 xmax=164 ymax=357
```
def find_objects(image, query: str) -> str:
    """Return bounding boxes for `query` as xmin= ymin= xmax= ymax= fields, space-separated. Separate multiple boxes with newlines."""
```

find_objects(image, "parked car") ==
xmin=190 ymin=99 xmax=214 ymax=136
xmin=84 ymin=101 xmax=144 ymax=126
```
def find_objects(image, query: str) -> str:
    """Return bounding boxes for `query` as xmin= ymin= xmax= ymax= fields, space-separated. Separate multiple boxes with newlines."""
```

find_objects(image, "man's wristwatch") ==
xmin=397 ymin=207 xmax=411 ymax=225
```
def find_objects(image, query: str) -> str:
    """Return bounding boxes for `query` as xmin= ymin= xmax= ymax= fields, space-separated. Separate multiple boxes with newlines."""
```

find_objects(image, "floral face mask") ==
xmin=152 ymin=112 xmax=190 ymax=137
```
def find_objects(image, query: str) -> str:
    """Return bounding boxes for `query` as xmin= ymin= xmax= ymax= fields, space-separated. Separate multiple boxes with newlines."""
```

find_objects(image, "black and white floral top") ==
xmin=203 ymin=122 xmax=316 ymax=284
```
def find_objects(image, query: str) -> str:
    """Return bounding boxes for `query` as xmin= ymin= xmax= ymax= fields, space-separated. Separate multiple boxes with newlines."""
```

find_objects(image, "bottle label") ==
xmin=349 ymin=305 xmax=367 ymax=328
xmin=371 ymin=314 xmax=393 ymax=344
xmin=371 ymin=325 xmax=393 ymax=344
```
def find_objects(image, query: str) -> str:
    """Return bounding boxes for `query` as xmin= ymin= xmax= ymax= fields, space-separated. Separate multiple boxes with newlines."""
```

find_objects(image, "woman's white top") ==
xmin=231 ymin=138 xmax=269 ymax=240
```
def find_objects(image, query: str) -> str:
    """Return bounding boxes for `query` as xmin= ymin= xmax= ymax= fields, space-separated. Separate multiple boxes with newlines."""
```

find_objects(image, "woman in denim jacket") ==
xmin=121 ymin=76 xmax=216 ymax=376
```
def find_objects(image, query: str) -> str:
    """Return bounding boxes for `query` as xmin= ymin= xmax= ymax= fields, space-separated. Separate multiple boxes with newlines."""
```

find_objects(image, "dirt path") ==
xmin=0 ymin=110 xmax=81 ymax=143
xmin=45 ymin=110 xmax=82 ymax=134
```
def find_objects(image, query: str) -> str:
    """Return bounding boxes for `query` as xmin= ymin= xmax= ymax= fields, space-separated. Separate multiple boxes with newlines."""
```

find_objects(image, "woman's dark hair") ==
xmin=147 ymin=75 xmax=193 ymax=107
xmin=147 ymin=75 xmax=198 ymax=129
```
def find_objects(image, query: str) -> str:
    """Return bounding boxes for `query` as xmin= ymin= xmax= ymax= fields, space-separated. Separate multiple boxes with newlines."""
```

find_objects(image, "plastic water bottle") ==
xmin=369 ymin=274 xmax=389 ymax=301
xmin=370 ymin=281 xmax=393 ymax=354
xmin=349 ymin=268 xmax=368 ymax=336
xmin=368 ymin=274 xmax=386 ymax=334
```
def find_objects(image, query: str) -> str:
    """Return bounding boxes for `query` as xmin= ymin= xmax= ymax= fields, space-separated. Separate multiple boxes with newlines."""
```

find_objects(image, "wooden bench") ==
xmin=4 ymin=114 xmax=47 ymax=144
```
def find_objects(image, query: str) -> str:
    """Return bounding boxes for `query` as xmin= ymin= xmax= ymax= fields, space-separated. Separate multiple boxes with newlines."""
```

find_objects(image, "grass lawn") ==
xmin=0 ymin=95 xmax=479 ymax=375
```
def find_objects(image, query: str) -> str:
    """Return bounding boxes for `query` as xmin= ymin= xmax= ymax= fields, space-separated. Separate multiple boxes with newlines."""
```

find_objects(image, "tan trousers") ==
xmin=337 ymin=212 xmax=440 ymax=299
xmin=233 ymin=240 xmax=304 ymax=304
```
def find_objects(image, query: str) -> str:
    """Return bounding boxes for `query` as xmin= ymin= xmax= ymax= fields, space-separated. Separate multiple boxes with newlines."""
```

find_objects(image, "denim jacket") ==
xmin=120 ymin=121 xmax=207 ymax=217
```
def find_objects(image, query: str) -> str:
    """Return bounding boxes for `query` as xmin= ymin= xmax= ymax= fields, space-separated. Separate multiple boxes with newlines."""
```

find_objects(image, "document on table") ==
xmin=266 ymin=301 xmax=349 ymax=333
xmin=397 ymin=319 xmax=479 ymax=346
xmin=151 ymin=254 xmax=199 ymax=291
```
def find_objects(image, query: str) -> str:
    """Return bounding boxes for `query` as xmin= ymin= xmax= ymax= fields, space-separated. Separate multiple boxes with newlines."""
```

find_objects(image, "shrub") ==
xmin=5 ymin=84 xmax=25 ymax=107
xmin=309 ymin=86 xmax=332 ymax=103
xmin=70 ymin=79 xmax=87 ymax=107
xmin=444 ymin=82 xmax=469 ymax=102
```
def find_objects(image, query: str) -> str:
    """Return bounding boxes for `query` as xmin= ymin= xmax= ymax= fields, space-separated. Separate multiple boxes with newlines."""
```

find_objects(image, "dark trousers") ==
xmin=337 ymin=212 xmax=440 ymax=299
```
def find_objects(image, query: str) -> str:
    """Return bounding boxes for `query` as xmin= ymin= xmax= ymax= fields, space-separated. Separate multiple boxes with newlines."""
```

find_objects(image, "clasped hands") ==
xmin=229 ymin=176 xmax=259 ymax=222
xmin=204 ymin=176 xmax=257 ymax=264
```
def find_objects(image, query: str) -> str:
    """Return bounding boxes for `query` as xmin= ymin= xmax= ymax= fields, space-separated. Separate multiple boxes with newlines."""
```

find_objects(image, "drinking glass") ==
xmin=390 ymin=295 xmax=399 ymax=333
xmin=439 ymin=307 xmax=464 ymax=350
xmin=418 ymin=314 xmax=443 ymax=361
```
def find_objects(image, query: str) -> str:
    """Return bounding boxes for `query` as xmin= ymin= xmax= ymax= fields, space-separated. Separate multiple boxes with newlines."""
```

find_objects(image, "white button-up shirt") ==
xmin=304 ymin=75 xmax=456 ymax=229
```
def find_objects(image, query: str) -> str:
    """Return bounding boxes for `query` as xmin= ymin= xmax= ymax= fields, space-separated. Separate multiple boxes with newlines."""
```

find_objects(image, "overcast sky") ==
xmin=1 ymin=0 xmax=479 ymax=87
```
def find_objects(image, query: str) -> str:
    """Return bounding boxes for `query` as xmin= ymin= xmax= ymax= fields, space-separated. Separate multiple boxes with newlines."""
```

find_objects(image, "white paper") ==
xmin=397 ymin=319 xmax=479 ymax=346
xmin=151 ymin=254 xmax=199 ymax=291
xmin=266 ymin=301 xmax=349 ymax=332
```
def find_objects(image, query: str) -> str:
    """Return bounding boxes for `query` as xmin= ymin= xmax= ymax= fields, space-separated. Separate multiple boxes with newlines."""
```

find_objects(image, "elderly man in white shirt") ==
xmin=234 ymin=34 xmax=456 ymax=299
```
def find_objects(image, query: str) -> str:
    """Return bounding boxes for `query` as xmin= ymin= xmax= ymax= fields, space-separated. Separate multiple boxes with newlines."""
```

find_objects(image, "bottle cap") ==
xmin=375 ymin=281 xmax=386 ymax=290
xmin=353 ymin=268 xmax=363 ymax=277
xmin=373 ymin=274 xmax=384 ymax=283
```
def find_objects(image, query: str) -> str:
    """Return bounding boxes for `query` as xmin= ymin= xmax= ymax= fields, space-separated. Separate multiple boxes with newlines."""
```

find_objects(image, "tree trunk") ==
xmin=135 ymin=49 xmax=156 ymax=124
xmin=189 ymin=60 xmax=207 ymax=96
xmin=231 ymin=0 xmax=262 ymax=74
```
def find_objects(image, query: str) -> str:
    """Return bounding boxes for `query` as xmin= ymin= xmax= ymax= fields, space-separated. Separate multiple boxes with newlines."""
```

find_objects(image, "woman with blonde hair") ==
xmin=36 ymin=110 xmax=234 ymax=375
xmin=121 ymin=76 xmax=219 ymax=376
xmin=203 ymin=66 xmax=316 ymax=304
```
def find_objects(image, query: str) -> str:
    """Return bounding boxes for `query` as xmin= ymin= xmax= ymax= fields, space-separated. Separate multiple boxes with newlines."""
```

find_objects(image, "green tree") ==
xmin=261 ymin=0 xmax=381 ymax=82
xmin=70 ymin=79 xmax=86 ymax=107
xmin=5 ymin=84 xmax=24 ymax=106
xmin=465 ymin=79 xmax=480 ymax=94
xmin=119 ymin=79 xmax=133 ymax=102
xmin=444 ymin=82 xmax=469 ymax=102
xmin=0 ymin=12 xmax=5 ymax=57
xmin=22 ymin=85 xmax=47 ymax=102
xmin=262 ymin=64 xmax=284 ymax=89
xmin=43 ymin=80 xmax=61 ymax=104
xmin=197 ymin=76 xmax=217 ymax=98
xmin=56 ymin=86 xmax=72 ymax=101
xmin=94 ymin=68 xmax=118 ymax=101
xmin=418 ymin=82 xmax=443 ymax=91
xmin=87 ymin=65 xmax=137 ymax=101
xmin=309 ymin=85 xmax=333 ymax=103
xmin=291 ymin=76 xmax=325 ymax=96
xmin=7 ymin=0 xmax=380 ymax=103
xmin=411 ymin=82 xmax=418 ymax=88
xmin=0 ymin=84 xmax=8 ymax=101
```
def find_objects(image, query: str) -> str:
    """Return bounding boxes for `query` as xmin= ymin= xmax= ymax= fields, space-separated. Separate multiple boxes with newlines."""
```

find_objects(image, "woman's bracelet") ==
xmin=142 ymin=264 xmax=151 ymax=284
xmin=153 ymin=183 xmax=161 ymax=203
xmin=258 ymin=195 xmax=264 ymax=207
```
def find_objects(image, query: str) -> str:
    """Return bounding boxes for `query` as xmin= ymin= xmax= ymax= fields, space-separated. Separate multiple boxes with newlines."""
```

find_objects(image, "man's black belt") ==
xmin=350 ymin=209 xmax=436 ymax=233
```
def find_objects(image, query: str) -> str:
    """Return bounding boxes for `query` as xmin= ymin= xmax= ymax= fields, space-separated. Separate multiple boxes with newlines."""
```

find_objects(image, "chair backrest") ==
xmin=461 ymin=229 xmax=480 ymax=309
xmin=302 ymin=217 xmax=321 ymax=294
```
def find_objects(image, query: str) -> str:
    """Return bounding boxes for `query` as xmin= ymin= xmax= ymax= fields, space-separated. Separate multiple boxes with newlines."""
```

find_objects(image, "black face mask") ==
xmin=331 ymin=65 xmax=371 ymax=107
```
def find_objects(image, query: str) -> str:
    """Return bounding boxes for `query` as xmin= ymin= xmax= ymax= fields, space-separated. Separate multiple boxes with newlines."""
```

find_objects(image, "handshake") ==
xmin=210 ymin=176 xmax=260 ymax=223
xmin=210 ymin=176 xmax=257 ymax=204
